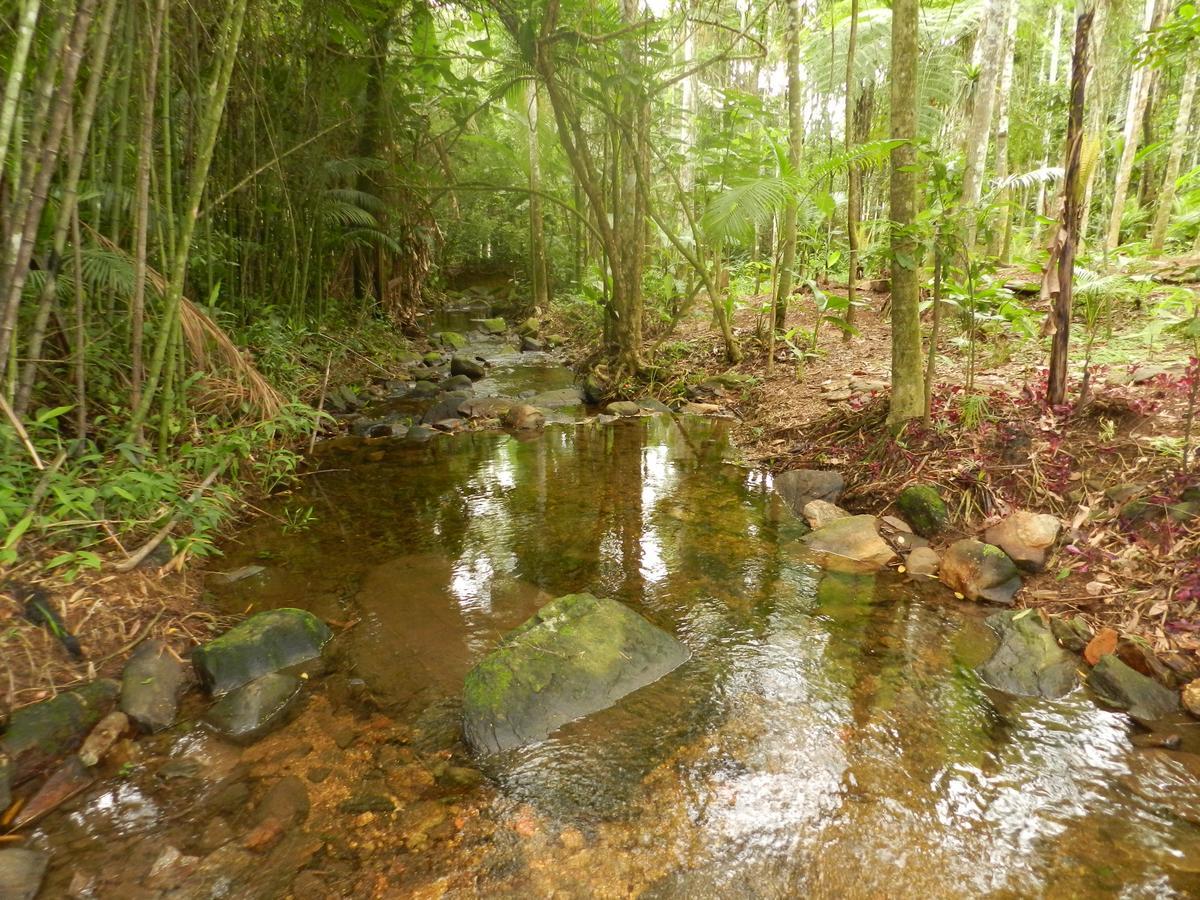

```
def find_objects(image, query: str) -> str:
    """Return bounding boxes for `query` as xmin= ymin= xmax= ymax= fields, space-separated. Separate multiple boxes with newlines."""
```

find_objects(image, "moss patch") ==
xmin=896 ymin=484 xmax=949 ymax=537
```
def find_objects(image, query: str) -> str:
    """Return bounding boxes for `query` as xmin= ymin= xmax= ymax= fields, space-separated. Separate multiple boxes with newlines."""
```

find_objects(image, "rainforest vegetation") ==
xmin=0 ymin=0 xmax=1198 ymax=573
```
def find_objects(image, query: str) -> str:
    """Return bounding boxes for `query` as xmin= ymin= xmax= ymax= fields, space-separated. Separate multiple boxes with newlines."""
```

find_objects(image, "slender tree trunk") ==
xmin=773 ymin=0 xmax=803 ymax=331
xmin=960 ymin=0 xmax=1010 ymax=247
xmin=14 ymin=0 xmax=119 ymax=417
xmin=1047 ymin=6 xmax=1094 ymax=407
xmin=1104 ymin=0 xmax=1157 ymax=253
xmin=1149 ymin=60 xmax=1198 ymax=254
xmin=0 ymin=0 xmax=43 ymax=179
xmin=888 ymin=0 xmax=924 ymax=428
xmin=1035 ymin=4 xmax=1065 ymax=223
xmin=528 ymin=82 xmax=550 ymax=310
xmin=843 ymin=0 xmax=860 ymax=339
xmin=1077 ymin=0 xmax=1108 ymax=252
xmin=989 ymin=0 xmax=1019 ymax=261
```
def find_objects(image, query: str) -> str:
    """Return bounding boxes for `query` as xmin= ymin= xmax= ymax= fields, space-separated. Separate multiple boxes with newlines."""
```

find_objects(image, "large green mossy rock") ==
xmin=478 ymin=317 xmax=507 ymax=335
xmin=0 ymin=680 xmax=119 ymax=783
xmin=434 ymin=331 xmax=468 ymax=349
xmin=463 ymin=594 xmax=689 ymax=754
xmin=192 ymin=608 xmax=331 ymax=696
xmin=1088 ymin=654 xmax=1179 ymax=722
xmin=896 ymin=484 xmax=949 ymax=537
xmin=978 ymin=611 xmax=1078 ymax=698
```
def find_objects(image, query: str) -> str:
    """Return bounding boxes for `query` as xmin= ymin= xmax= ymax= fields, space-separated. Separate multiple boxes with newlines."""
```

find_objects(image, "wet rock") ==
xmin=606 ymin=400 xmax=641 ymax=417
xmin=422 ymin=394 xmax=471 ymax=426
xmin=254 ymin=775 xmax=310 ymax=826
xmin=1049 ymin=616 xmax=1092 ymax=653
xmin=434 ymin=331 xmax=468 ymax=349
xmin=120 ymin=639 xmax=189 ymax=733
xmin=210 ymin=565 xmax=266 ymax=585
xmin=459 ymin=396 xmax=514 ymax=419
xmin=463 ymin=593 xmax=689 ymax=754
xmin=983 ymin=510 xmax=1062 ymax=572
xmin=804 ymin=515 xmax=896 ymax=573
xmin=450 ymin=355 xmax=487 ymax=380
xmin=192 ymin=608 xmax=331 ymax=696
xmin=478 ymin=317 xmax=507 ymax=335
xmin=637 ymin=398 xmax=672 ymax=415
xmin=0 ymin=848 xmax=48 ymax=900
xmin=199 ymin=816 xmax=235 ymax=853
xmin=582 ymin=372 xmax=606 ymax=404
xmin=78 ymin=711 xmax=129 ymax=766
xmin=1084 ymin=626 xmax=1118 ymax=665
xmin=516 ymin=316 xmax=539 ymax=337
xmin=530 ymin=387 xmax=584 ymax=408
xmin=895 ymin=484 xmax=949 ymax=537
xmin=939 ymin=540 xmax=1022 ymax=604
xmin=306 ymin=766 xmax=332 ymax=784
xmin=292 ymin=871 xmax=329 ymax=900
xmin=1117 ymin=638 xmax=1178 ymax=686
xmin=422 ymin=351 xmax=443 ymax=365
xmin=1183 ymin=680 xmax=1200 ymax=718
xmin=1130 ymin=731 xmax=1183 ymax=750
xmin=441 ymin=373 xmax=475 ymax=392
xmin=520 ymin=336 xmax=544 ymax=352
xmin=1087 ymin=655 xmax=1180 ymax=722
xmin=407 ymin=424 xmax=437 ymax=441
xmin=203 ymin=673 xmax=303 ymax=744
xmin=802 ymin=499 xmax=850 ymax=530
xmin=405 ymin=379 xmax=440 ymax=399
xmin=905 ymin=546 xmax=940 ymax=578
xmin=978 ymin=610 xmax=1079 ymax=698
xmin=773 ymin=469 xmax=844 ymax=518
xmin=501 ymin=404 xmax=545 ymax=431
xmin=351 ymin=419 xmax=398 ymax=439
xmin=0 ymin=679 xmax=119 ymax=782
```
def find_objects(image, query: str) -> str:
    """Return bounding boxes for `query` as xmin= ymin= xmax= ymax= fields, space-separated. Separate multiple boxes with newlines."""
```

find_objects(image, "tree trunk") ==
xmin=0 ymin=0 xmax=42 ymax=179
xmin=1104 ymin=0 xmax=1157 ymax=253
xmin=960 ymin=0 xmax=1009 ymax=247
xmin=773 ymin=0 xmax=803 ymax=331
xmin=1148 ymin=59 xmax=1198 ymax=254
xmin=843 ymin=0 xmax=860 ymax=338
xmin=1047 ymin=6 xmax=1094 ymax=408
xmin=1035 ymin=4 xmax=1065 ymax=224
xmin=528 ymin=82 xmax=550 ymax=310
xmin=888 ymin=0 xmax=924 ymax=428
xmin=989 ymin=0 xmax=1019 ymax=261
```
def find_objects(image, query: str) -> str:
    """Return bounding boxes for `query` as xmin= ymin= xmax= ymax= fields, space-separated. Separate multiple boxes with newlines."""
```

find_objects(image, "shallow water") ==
xmin=27 ymin=331 xmax=1200 ymax=898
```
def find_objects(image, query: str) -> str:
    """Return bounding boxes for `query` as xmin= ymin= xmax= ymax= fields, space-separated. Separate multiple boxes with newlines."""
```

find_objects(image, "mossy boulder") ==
xmin=462 ymin=593 xmax=689 ymax=754
xmin=1088 ymin=654 xmax=1180 ymax=723
xmin=450 ymin=355 xmax=487 ymax=380
xmin=895 ymin=484 xmax=949 ymax=537
xmin=0 ymin=680 xmax=119 ymax=783
xmin=478 ymin=317 xmax=507 ymax=335
xmin=516 ymin=317 xmax=540 ymax=337
xmin=203 ymin=673 xmax=302 ymax=744
xmin=192 ymin=608 xmax=331 ymax=697
xmin=978 ymin=611 xmax=1078 ymax=698
xmin=422 ymin=351 xmax=444 ymax=365
xmin=434 ymin=331 xmax=468 ymax=349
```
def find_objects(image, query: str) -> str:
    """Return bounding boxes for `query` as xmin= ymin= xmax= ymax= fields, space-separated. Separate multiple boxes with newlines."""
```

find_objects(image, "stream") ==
xmin=26 ymin=311 xmax=1200 ymax=898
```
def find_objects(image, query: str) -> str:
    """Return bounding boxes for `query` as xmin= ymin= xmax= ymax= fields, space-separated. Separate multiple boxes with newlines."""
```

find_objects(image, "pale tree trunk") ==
xmin=989 ymin=0 xmax=1019 ymax=261
xmin=1148 ymin=60 xmax=1198 ymax=254
xmin=1104 ymin=0 xmax=1157 ymax=253
xmin=773 ymin=0 xmax=803 ymax=331
xmin=960 ymin=0 xmax=1010 ymax=247
xmin=844 ymin=0 xmax=860 ymax=337
xmin=527 ymin=82 xmax=550 ymax=310
xmin=1047 ymin=5 xmax=1094 ymax=407
xmin=1077 ymin=0 xmax=1108 ymax=252
xmin=14 ymin=0 xmax=119 ymax=418
xmin=612 ymin=0 xmax=647 ymax=376
xmin=1035 ymin=3 xmax=1065 ymax=223
xmin=888 ymin=0 xmax=924 ymax=428
xmin=0 ymin=0 xmax=42 ymax=179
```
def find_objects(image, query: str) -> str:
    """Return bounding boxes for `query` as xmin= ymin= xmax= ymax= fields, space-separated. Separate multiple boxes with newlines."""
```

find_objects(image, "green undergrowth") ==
xmin=1 ymin=310 xmax=418 ymax=580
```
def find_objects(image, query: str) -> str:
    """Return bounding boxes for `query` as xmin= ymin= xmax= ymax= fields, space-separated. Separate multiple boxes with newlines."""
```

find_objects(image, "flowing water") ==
xmin=26 ymin=314 xmax=1200 ymax=898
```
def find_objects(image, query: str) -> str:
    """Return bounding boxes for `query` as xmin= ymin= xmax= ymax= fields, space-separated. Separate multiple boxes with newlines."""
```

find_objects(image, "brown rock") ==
xmin=802 ymin=499 xmax=850 ymax=530
xmin=243 ymin=817 xmax=285 ymax=853
xmin=905 ymin=547 xmax=940 ymax=578
xmin=804 ymin=515 xmax=896 ymax=573
xmin=501 ymin=404 xmax=545 ymax=430
xmin=1183 ymin=680 xmax=1200 ymax=719
xmin=983 ymin=511 xmax=1062 ymax=572
xmin=1084 ymin=627 xmax=1119 ymax=666
xmin=938 ymin=540 xmax=1022 ymax=604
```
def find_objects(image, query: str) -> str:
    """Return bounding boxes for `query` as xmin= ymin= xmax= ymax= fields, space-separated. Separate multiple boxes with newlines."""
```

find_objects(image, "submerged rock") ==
xmin=1087 ymin=654 xmax=1180 ymax=722
xmin=773 ymin=469 xmax=844 ymax=518
xmin=405 ymin=380 xmax=440 ymax=399
xmin=802 ymin=499 xmax=850 ymax=530
xmin=520 ymin=336 xmax=544 ymax=352
xmin=530 ymin=387 xmax=584 ymax=409
xmin=459 ymin=397 xmax=515 ymax=419
xmin=0 ymin=848 xmax=48 ymax=900
xmin=204 ymin=673 xmax=303 ymax=744
xmin=501 ymin=404 xmax=545 ymax=430
xmin=939 ymin=540 xmax=1022 ymax=604
xmin=421 ymin=395 xmax=470 ymax=425
xmin=450 ymin=355 xmax=487 ymax=380
xmin=192 ymin=608 xmax=331 ymax=696
xmin=983 ymin=510 xmax=1062 ymax=572
xmin=462 ymin=593 xmax=689 ymax=754
xmin=0 ymin=679 xmax=119 ymax=783
xmin=804 ymin=515 xmax=896 ymax=573
xmin=441 ymin=373 xmax=474 ymax=392
xmin=895 ymin=484 xmax=949 ymax=537
xmin=121 ymin=639 xmax=190 ymax=733
xmin=978 ymin=610 xmax=1079 ymax=698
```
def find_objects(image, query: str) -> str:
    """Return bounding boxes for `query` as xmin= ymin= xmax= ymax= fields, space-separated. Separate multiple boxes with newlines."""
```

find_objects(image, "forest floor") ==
xmin=653 ymin=279 xmax=1200 ymax=671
